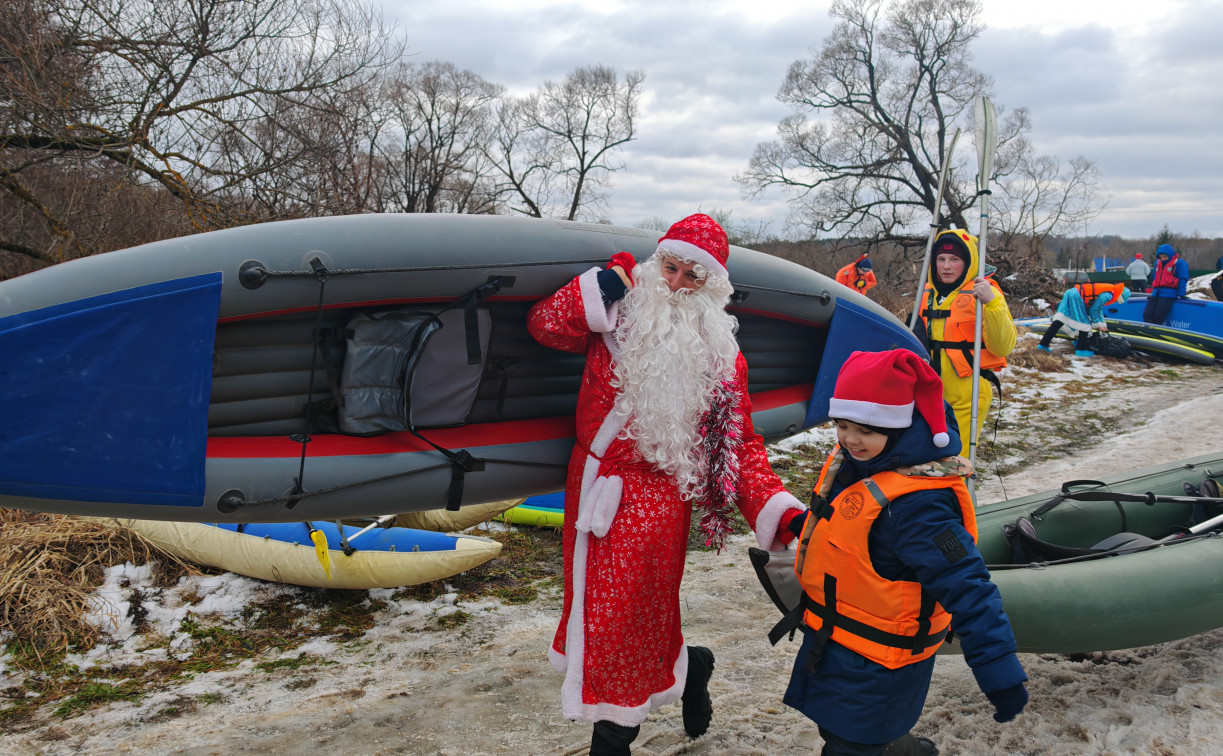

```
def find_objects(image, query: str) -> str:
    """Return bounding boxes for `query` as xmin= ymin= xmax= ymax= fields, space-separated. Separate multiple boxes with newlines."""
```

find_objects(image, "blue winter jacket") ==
xmin=783 ymin=405 xmax=1026 ymax=744
xmin=1151 ymin=256 xmax=1189 ymax=299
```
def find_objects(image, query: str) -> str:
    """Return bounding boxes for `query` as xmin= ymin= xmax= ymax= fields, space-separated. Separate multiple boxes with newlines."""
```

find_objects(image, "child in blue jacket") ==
xmin=777 ymin=350 xmax=1028 ymax=756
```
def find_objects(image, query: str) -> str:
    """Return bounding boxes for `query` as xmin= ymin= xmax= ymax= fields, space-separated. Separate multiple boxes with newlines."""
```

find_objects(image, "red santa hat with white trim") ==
xmin=656 ymin=213 xmax=730 ymax=279
xmin=828 ymin=349 xmax=951 ymax=448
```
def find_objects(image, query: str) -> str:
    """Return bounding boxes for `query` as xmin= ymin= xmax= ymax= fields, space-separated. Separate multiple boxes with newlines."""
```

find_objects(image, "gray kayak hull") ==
xmin=0 ymin=214 xmax=922 ymax=522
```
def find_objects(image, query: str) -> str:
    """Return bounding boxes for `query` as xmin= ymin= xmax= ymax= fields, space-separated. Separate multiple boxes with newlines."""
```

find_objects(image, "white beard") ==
xmin=611 ymin=254 xmax=739 ymax=498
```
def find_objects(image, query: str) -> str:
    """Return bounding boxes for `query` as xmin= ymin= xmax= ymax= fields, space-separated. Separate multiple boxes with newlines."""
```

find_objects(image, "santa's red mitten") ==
xmin=607 ymin=252 xmax=637 ymax=284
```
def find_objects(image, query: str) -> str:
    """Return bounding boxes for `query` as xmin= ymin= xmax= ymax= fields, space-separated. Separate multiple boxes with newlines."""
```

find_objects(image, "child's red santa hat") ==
xmin=828 ymin=349 xmax=950 ymax=448
xmin=656 ymin=213 xmax=729 ymax=279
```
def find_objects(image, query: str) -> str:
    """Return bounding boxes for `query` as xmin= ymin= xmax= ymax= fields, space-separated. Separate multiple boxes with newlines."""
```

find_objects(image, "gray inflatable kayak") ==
xmin=0 ymin=214 xmax=923 ymax=522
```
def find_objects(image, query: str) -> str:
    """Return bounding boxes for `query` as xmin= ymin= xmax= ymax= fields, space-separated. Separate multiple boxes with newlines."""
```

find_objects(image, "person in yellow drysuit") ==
xmin=913 ymin=230 xmax=1016 ymax=456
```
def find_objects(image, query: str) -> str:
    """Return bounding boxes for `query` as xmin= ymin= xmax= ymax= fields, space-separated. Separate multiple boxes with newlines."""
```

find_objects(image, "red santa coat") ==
xmin=527 ymin=267 xmax=804 ymax=726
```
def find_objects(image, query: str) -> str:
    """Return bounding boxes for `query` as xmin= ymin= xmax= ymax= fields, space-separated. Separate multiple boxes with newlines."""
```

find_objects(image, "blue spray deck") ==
xmin=209 ymin=521 xmax=469 ymax=552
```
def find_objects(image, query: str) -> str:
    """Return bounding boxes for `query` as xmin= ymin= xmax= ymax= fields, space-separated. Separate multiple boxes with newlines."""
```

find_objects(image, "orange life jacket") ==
xmin=919 ymin=281 xmax=1008 ymax=378
xmin=1073 ymin=282 xmax=1126 ymax=307
xmin=792 ymin=451 xmax=977 ymax=669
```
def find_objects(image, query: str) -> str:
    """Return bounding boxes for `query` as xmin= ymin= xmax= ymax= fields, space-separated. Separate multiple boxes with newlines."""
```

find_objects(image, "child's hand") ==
xmin=986 ymin=683 xmax=1028 ymax=722
xmin=970 ymin=277 xmax=995 ymax=303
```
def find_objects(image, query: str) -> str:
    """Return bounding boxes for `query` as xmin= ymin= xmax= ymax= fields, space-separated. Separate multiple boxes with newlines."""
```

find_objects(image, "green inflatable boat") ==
xmin=752 ymin=452 xmax=1223 ymax=654
xmin=976 ymin=452 xmax=1223 ymax=653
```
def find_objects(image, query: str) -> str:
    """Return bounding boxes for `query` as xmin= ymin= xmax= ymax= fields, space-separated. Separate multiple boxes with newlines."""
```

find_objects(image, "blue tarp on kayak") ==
xmin=806 ymin=298 xmax=927 ymax=428
xmin=0 ymin=273 xmax=221 ymax=507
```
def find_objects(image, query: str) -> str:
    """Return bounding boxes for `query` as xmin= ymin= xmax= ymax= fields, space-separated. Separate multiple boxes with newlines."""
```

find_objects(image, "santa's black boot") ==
xmin=682 ymin=646 xmax=715 ymax=738
xmin=590 ymin=720 xmax=639 ymax=756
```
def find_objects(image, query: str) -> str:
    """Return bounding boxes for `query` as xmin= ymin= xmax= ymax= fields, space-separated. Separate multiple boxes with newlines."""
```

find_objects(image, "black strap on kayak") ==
xmin=399 ymin=278 xmax=503 ymax=510
xmin=287 ymin=257 xmax=331 ymax=509
xmin=1037 ymin=483 xmax=1223 ymax=512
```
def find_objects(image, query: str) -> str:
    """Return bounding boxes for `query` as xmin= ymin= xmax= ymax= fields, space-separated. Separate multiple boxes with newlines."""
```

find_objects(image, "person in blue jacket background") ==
xmin=1143 ymin=244 xmax=1188 ymax=325
xmin=778 ymin=350 xmax=1028 ymax=756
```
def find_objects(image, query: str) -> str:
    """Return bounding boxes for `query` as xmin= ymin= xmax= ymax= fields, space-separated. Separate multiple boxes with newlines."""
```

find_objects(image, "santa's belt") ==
xmin=575 ymin=445 xmax=659 ymax=538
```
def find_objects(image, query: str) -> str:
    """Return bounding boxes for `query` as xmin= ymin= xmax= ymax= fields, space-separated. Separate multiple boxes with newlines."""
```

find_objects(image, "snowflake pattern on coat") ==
xmin=527 ymin=267 xmax=803 ymax=726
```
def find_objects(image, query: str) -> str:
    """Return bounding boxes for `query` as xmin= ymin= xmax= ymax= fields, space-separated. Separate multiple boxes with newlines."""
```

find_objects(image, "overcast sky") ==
xmin=380 ymin=0 xmax=1223 ymax=241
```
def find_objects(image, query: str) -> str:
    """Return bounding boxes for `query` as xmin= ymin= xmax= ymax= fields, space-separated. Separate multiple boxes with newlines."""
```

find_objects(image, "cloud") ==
xmin=383 ymin=0 xmax=1223 ymax=238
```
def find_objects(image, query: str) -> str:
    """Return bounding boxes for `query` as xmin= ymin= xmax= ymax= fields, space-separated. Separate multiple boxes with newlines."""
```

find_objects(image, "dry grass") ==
xmin=0 ymin=510 xmax=199 ymax=661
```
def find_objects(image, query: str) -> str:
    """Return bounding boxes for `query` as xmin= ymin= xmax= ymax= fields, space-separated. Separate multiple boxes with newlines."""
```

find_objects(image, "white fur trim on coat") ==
xmin=754 ymin=490 xmax=806 ymax=551
xmin=553 ymin=642 xmax=691 ymax=726
xmin=578 ymin=267 xmax=619 ymax=333
xmin=656 ymin=239 xmax=729 ymax=278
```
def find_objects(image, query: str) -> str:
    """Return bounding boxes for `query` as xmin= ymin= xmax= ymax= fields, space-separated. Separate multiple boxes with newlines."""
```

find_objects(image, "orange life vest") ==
xmin=919 ymin=281 xmax=1008 ymax=378
xmin=1073 ymin=282 xmax=1126 ymax=307
xmin=792 ymin=451 xmax=977 ymax=669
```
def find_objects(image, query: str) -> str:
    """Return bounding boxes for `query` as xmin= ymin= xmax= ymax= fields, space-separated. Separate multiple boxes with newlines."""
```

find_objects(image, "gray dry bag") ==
xmin=337 ymin=307 xmax=492 ymax=434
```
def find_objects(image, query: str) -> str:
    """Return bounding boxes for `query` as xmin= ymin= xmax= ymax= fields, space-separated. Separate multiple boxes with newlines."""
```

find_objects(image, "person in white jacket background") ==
xmin=1125 ymin=253 xmax=1151 ymax=293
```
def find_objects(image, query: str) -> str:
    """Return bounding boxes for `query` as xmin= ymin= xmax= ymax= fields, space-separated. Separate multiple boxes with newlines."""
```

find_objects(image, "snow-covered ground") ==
xmin=3 ymin=353 xmax=1222 ymax=755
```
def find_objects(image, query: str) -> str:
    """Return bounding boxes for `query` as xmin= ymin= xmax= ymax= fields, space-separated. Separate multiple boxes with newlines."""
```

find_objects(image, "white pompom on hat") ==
xmin=656 ymin=213 xmax=730 ymax=279
xmin=828 ymin=349 xmax=950 ymax=448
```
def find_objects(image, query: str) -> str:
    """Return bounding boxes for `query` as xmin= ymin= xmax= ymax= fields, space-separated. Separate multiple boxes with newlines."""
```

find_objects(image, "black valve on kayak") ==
xmin=239 ymin=260 xmax=269 ymax=289
xmin=217 ymin=489 xmax=246 ymax=514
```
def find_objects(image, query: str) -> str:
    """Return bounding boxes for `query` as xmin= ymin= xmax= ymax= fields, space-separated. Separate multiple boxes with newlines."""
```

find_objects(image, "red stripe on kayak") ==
xmin=206 ymin=384 xmax=813 ymax=459
xmin=752 ymin=383 xmax=813 ymax=412
xmin=207 ymin=416 xmax=576 ymax=458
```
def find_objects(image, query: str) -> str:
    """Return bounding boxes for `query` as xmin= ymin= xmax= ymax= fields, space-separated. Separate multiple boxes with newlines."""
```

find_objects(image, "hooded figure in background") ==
xmin=1143 ymin=243 xmax=1188 ymax=325
xmin=913 ymin=230 xmax=1016 ymax=456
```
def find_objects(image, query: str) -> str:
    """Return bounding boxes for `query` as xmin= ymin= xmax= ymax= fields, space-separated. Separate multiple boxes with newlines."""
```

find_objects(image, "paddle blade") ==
xmin=309 ymin=528 xmax=333 ymax=580
xmin=974 ymin=95 xmax=998 ymax=190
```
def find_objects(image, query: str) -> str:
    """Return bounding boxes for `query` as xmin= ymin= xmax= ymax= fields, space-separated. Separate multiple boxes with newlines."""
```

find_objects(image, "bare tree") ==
xmin=1 ymin=0 xmax=402 ymax=264
xmin=380 ymin=60 xmax=502 ymax=215
xmin=488 ymin=65 xmax=643 ymax=220
xmin=991 ymin=150 xmax=1106 ymax=272
xmin=737 ymin=0 xmax=1103 ymax=272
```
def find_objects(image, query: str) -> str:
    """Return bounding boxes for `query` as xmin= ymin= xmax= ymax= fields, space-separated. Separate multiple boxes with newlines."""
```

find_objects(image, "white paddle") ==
xmin=967 ymin=96 xmax=997 ymax=500
xmin=910 ymin=127 xmax=962 ymax=330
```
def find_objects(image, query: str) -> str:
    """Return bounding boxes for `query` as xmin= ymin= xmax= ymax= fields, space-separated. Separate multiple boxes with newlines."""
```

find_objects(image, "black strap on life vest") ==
xmin=765 ymin=577 xmax=948 ymax=670
xmin=925 ymin=337 xmax=1003 ymax=396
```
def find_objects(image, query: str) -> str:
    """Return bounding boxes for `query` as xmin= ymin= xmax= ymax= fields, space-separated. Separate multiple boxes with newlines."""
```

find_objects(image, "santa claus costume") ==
xmin=527 ymin=214 xmax=805 ymax=750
